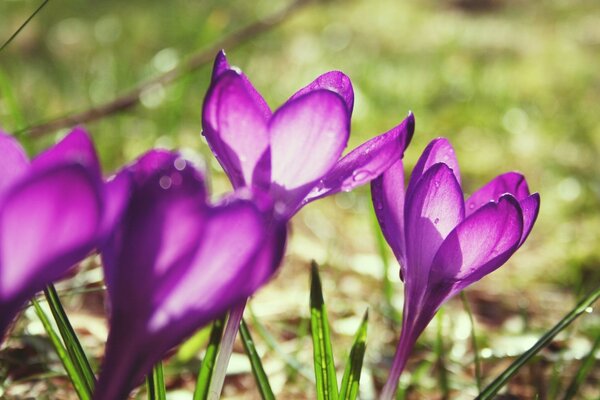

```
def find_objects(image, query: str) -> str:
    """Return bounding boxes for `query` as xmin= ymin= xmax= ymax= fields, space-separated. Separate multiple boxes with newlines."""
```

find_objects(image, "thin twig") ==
xmin=19 ymin=0 xmax=313 ymax=138
xmin=0 ymin=0 xmax=51 ymax=54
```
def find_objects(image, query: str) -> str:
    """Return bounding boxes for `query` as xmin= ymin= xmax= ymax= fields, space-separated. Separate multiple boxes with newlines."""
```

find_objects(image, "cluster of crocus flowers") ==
xmin=0 ymin=50 xmax=541 ymax=400
xmin=372 ymin=138 xmax=540 ymax=399
xmin=0 ymin=128 xmax=127 ymax=339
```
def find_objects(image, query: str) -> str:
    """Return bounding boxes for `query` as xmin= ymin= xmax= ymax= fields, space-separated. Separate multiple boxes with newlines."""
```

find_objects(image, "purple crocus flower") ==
xmin=202 ymin=51 xmax=414 ymax=219
xmin=372 ymin=138 xmax=540 ymax=399
xmin=95 ymin=150 xmax=286 ymax=400
xmin=0 ymin=128 xmax=127 ymax=340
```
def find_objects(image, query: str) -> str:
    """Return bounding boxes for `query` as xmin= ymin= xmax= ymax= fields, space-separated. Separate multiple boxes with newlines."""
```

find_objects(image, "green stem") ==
xmin=435 ymin=309 xmax=449 ymax=400
xmin=476 ymin=287 xmax=600 ymax=399
xmin=31 ymin=298 xmax=91 ymax=400
xmin=239 ymin=318 xmax=275 ymax=400
xmin=146 ymin=362 xmax=167 ymax=400
xmin=0 ymin=0 xmax=50 ymax=53
xmin=461 ymin=291 xmax=482 ymax=393
xmin=43 ymin=284 xmax=95 ymax=394
xmin=193 ymin=317 xmax=225 ymax=400
xmin=561 ymin=330 xmax=600 ymax=400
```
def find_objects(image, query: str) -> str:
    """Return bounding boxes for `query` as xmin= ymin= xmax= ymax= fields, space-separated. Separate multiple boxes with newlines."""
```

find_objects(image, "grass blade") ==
xmin=339 ymin=310 xmax=368 ymax=400
xmin=31 ymin=297 xmax=91 ymax=400
xmin=476 ymin=286 xmax=600 ymax=400
xmin=146 ymin=361 xmax=167 ymax=400
xmin=0 ymin=0 xmax=50 ymax=54
xmin=43 ymin=284 xmax=95 ymax=394
xmin=247 ymin=304 xmax=314 ymax=382
xmin=561 ymin=330 xmax=600 ymax=400
xmin=435 ymin=309 xmax=449 ymax=400
xmin=193 ymin=317 xmax=225 ymax=400
xmin=239 ymin=318 xmax=275 ymax=400
xmin=310 ymin=261 xmax=339 ymax=400
xmin=461 ymin=291 xmax=482 ymax=393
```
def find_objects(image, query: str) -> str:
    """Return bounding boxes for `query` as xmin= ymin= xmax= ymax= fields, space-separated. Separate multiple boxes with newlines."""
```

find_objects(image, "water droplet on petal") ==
xmin=434 ymin=180 xmax=441 ymax=188
xmin=352 ymin=169 xmax=372 ymax=183
xmin=434 ymin=217 xmax=440 ymax=224
xmin=159 ymin=175 xmax=172 ymax=190
xmin=174 ymin=158 xmax=186 ymax=171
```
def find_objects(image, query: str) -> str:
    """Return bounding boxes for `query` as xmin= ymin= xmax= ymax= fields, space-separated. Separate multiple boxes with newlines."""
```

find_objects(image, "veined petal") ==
xmin=406 ymin=138 xmax=461 ymax=202
xmin=518 ymin=193 xmax=540 ymax=246
xmin=288 ymin=71 xmax=354 ymax=114
xmin=97 ymin=170 xmax=132 ymax=246
xmin=202 ymin=71 xmax=271 ymax=188
xmin=429 ymin=194 xmax=523 ymax=300
xmin=303 ymin=113 xmax=414 ymax=205
xmin=209 ymin=51 xmax=271 ymax=119
xmin=0 ymin=165 xmax=102 ymax=303
xmin=0 ymin=131 xmax=29 ymax=196
xmin=269 ymin=90 xmax=350 ymax=210
xmin=147 ymin=200 xmax=272 ymax=334
xmin=404 ymin=163 xmax=464 ymax=296
xmin=466 ymin=172 xmax=530 ymax=216
xmin=371 ymin=159 xmax=407 ymax=272
xmin=32 ymin=127 xmax=101 ymax=179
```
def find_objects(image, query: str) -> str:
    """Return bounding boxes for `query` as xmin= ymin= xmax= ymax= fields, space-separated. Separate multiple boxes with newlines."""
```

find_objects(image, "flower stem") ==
xmin=460 ymin=291 xmax=482 ymax=393
xmin=207 ymin=300 xmax=247 ymax=400
xmin=476 ymin=286 xmax=600 ymax=399
xmin=380 ymin=331 xmax=413 ymax=400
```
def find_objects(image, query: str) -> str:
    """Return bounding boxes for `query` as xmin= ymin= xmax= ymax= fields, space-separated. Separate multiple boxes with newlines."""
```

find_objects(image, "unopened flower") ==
xmin=0 ymin=128 xmax=127 ymax=340
xmin=95 ymin=150 xmax=286 ymax=400
xmin=202 ymin=51 xmax=414 ymax=218
xmin=372 ymin=138 xmax=540 ymax=399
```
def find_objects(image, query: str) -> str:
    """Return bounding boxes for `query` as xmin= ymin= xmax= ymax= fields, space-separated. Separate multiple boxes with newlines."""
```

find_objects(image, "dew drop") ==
xmin=468 ymin=203 xmax=476 ymax=210
xmin=159 ymin=175 xmax=172 ymax=190
xmin=434 ymin=217 xmax=440 ymax=224
xmin=174 ymin=158 xmax=186 ymax=171
xmin=274 ymin=201 xmax=287 ymax=216
xmin=352 ymin=169 xmax=372 ymax=183
xmin=434 ymin=180 xmax=440 ymax=188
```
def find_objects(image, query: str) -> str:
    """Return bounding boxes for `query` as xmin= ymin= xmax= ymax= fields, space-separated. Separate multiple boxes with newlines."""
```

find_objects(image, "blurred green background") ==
xmin=1 ymin=0 xmax=599 ymax=398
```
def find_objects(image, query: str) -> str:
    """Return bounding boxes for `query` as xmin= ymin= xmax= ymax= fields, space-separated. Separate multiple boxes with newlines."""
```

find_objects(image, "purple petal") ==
xmin=269 ymin=90 xmax=350 ymax=211
xmin=101 ymin=151 xmax=207 ymax=297
xmin=211 ymin=50 xmax=230 ymax=82
xmin=0 ymin=165 xmax=102 ymax=304
xmin=32 ymin=127 xmax=101 ymax=179
xmin=97 ymin=170 xmax=132 ymax=246
xmin=209 ymin=52 xmax=271 ymax=119
xmin=288 ymin=71 xmax=354 ymax=114
xmin=518 ymin=193 xmax=540 ymax=246
xmin=302 ymin=113 xmax=415 ymax=205
xmin=429 ymin=194 xmax=523 ymax=299
xmin=371 ymin=159 xmax=407 ymax=274
xmin=404 ymin=163 xmax=464 ymax=296
xmin=97 ymin=154 xmax=285 ymax=399
xmin=406 ymin=138 xmax=461 ymax=202
xmin=465 ymin=172 xmax=530 ymax=216
xmin=202 ymin=71 xmax=271 ymax=188
xmin=0 ymin=131 xmax=29 ymax=196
